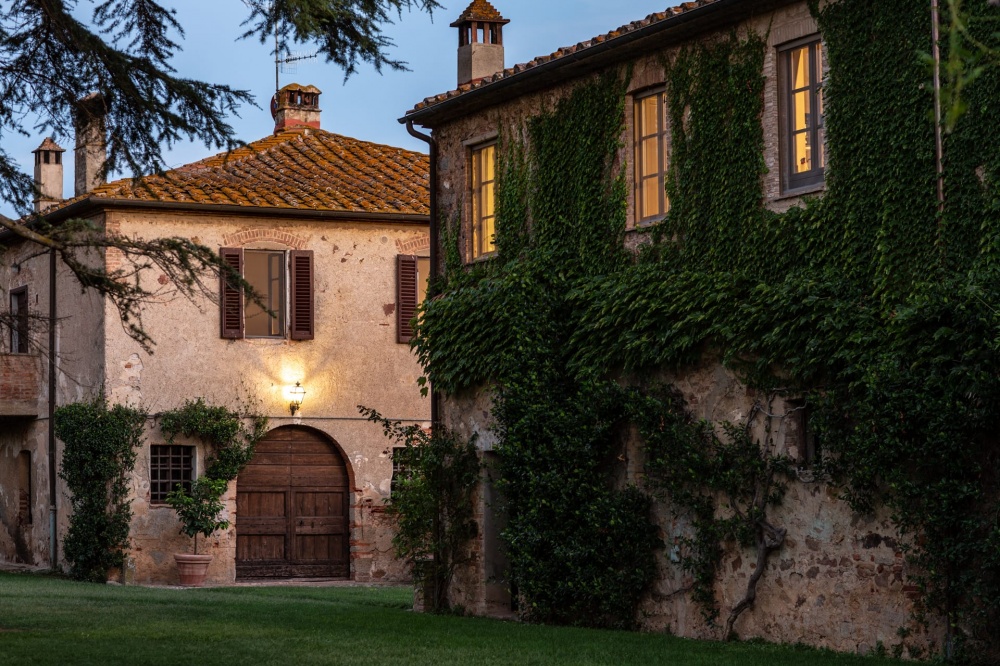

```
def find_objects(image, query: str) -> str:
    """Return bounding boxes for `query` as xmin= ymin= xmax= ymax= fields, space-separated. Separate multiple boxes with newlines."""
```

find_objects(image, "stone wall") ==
xmin=424 ymin=0 xmax=940 ymax=655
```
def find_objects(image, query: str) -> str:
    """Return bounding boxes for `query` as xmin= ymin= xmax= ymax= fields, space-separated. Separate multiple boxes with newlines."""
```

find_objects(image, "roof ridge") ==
xmin=409 ymin=0 xmax=722 ymax=117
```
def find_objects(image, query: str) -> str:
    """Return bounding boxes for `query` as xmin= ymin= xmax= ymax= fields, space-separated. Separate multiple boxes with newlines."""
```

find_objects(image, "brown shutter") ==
xmin=397 ymin=255 xmax=418 ymax=344
xmin=290 ymin=250 xmax=315 ymax=341
xmin=220 ymin=248 xmax=244 ymax=339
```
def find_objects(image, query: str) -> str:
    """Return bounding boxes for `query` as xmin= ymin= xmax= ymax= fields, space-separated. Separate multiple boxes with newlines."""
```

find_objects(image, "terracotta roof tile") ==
xmin=409 ymin=0 xmax=722 ymax=116
xmin=48 ymin=129 xmax=429 ymax=217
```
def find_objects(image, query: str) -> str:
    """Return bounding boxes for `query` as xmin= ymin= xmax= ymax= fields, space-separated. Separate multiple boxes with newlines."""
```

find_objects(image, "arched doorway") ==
xmin=235 ymin=425 xmax=350 ymax=579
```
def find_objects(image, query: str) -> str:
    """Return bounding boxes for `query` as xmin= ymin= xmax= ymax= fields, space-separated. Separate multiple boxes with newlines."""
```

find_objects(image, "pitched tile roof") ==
xmin=409 ymin=0 xmax=723 ymax=117
xmin=50 ymin=128 xmax=429 ymax=217
xmin=450 ymin=0 xmax=508 ymax=26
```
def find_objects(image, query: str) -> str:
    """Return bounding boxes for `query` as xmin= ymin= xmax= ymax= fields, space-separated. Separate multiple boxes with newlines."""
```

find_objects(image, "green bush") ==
xmin=55 ymin=397 xmax=146 ymax=582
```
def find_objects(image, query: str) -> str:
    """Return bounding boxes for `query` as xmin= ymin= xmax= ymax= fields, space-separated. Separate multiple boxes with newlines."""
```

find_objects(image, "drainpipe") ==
xmin=47 ymin=247 xmax=58 ymax=569
xmin=931 ymin=0 xmax=945 ymax=215
xmin=405 ymin=120 xmax=440 ymax=429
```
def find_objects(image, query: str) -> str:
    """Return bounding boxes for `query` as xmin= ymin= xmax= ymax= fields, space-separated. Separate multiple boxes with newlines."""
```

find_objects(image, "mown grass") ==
xmin=0 ymin=572 xmax=905 ymax=666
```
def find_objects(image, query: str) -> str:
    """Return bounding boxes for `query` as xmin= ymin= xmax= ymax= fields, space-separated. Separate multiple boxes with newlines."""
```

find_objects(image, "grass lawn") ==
xmin=0 ymin=572 xmax=906 ymax=666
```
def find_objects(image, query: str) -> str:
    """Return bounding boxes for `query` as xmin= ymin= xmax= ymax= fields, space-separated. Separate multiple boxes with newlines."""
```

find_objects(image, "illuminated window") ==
xmin=634 ymin=88 xmax=668 ymax=223
xmin=470 ymin=143 xmax=496 ymax=259
xmin=781 ymin=37 xmax=825 ymax=191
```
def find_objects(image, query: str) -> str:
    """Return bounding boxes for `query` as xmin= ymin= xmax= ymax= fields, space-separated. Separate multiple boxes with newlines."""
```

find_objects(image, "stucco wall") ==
xmin=101 ymin=209 xmax=430 ymax=584
xmin=0 ymin=231 xmax=106 ymax=569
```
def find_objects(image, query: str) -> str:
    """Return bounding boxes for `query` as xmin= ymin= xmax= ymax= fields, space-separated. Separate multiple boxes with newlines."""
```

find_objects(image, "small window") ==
xmin=470 ymin=142 xmax=496 ymax=259
xmin=390 ymin=446 xmax=421 ymax=495
xmin=10 ymin=287 xmax=28 ymax=354
xmin=244 ymin=250 xmax=286 ymax=337
xmin=634 ymin=88 xmax=669 ymax=224
xmin=150 ymin=445 xmax=195 ymax=504
xmin=781 ymin=37 xmax=825 ymax=192
xmin=787 ymin=401 xmax=821 ymax=466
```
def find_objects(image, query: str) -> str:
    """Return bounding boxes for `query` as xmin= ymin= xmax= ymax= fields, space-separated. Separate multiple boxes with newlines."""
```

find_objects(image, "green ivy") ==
xmin=158 ymin=397 xmax=268 ymax=483
xmin=414 ymin=0 xmax=1000 ymax=657
xmin=55 ymin=397 xmax=146 ymax=582
xmin=360 ymin=406 xmax=480 ymax=613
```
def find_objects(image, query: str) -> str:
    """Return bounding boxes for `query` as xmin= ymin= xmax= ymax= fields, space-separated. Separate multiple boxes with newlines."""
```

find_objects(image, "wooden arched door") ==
xmin=236 ymin=426 xmax=350 ymax=579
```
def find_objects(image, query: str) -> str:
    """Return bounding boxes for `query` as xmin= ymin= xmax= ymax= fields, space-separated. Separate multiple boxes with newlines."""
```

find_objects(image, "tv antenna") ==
xmin=241 ymin=0 xmax=318 ymax=94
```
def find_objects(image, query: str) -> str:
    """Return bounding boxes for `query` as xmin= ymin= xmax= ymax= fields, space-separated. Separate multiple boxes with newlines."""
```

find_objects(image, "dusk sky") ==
xmin=1 ymin=1 xmax=673 ymax=218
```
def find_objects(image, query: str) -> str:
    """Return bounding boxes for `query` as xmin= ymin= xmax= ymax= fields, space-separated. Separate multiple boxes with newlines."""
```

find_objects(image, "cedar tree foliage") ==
xmin=0 ymin=0 xmax=438 ymax=351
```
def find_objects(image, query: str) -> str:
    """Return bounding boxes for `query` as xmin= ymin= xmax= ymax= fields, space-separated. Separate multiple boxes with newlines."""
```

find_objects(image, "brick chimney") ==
xmin=272 ymin=83 xmax=322 ymax=134
xmin=452 ymin=0 xmax=509 ymax=86
xmin=74 ymin=93 xmax=108 ymax=197
xmin=32 ymin=137 xmax=65 ymax=213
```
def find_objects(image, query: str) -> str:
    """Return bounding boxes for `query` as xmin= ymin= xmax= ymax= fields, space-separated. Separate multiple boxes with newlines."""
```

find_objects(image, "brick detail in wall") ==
xmin=222 ymin=228 xmax=307 ymax=249
xmin=395 ymin=234 xmax=430 ymax=254
xmin=0 ymin=354 xmax=40 ymax=415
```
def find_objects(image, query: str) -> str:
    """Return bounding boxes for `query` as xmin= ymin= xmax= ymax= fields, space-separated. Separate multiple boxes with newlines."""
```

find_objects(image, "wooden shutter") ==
xmin=289 ymin=250 xmax=315 ymax=341
xmin=220 ymin=248 xmax=244 ymax=339
xmin=397 ymin=255 xmax=418 ymax=344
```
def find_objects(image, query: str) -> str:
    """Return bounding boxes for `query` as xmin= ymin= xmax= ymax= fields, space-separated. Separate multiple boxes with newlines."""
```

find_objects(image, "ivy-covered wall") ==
xmin=415 ymin=0 xmax=1000 ymax=660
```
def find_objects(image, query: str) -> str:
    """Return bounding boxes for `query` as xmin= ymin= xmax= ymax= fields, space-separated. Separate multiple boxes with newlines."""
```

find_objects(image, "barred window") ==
xmin=390 ymin=446 xmax=421 ymax=495
xmin=150 ymin=445 xmax=194 ymax=503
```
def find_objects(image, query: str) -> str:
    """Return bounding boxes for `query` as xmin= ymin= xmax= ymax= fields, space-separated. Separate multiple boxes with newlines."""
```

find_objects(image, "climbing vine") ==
xmin=414 ymin=0 xmax=1000 ymax=659
xmin=360 ymin=406 xmax=480 ymax=612
xmin=158 ymin=397 xmax=268 ymax=483
xmin=55 ymin=397 xmax=146 ymax=582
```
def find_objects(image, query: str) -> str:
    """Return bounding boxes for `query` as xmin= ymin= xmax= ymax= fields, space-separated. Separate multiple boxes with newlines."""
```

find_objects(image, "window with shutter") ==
xmin=219 ymin=248 xmax=244 ymax=339
xmin=289 ymin=250 xmax=314 ymax=340
xmin=397 ymin=255 xmax=418 ymax=343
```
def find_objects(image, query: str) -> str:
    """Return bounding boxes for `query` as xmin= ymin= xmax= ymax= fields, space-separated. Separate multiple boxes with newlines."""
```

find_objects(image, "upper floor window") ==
xmin=9 ymin=287 xmax=28 ymax=353
xmin=219 ymin=248 xmax=314 ymax=341
xmin=634 ymin=88 xmax=668 ymax=224
xmin=244 ymin=250 xmax=286 ymax=337
xmin=470 ymin=142 xmax=496 ymax=259
xmin=781 ymin=37 xmax=825 ymax=192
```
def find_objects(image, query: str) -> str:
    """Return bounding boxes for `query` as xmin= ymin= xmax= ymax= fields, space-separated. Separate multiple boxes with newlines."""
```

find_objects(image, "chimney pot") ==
xmin=452 ymin=1 xmax=509 ymax=86
xmin=32 ymin=137 xmax=66 ymax=213
xmin=273 ymin=83 xmax=322 ymax=134
xmin=74 ymin=93 xmax=109 ymax=197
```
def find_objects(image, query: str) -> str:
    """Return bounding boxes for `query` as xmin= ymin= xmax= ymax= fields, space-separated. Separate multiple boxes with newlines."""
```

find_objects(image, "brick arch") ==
xmin=395 ymin=234 xmax=430 ymax=254
xmin=223 ymin=228 xmax=307 ymax=249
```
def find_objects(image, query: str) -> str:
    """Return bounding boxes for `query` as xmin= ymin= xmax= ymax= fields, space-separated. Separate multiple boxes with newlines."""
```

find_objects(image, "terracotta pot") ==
xmin=174 ymin=553 xmax=213 ymax=587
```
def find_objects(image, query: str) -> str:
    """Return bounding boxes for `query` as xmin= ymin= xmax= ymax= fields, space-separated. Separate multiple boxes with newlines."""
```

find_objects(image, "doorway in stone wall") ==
xmin=235 ymin=425 xmax=350 ymax=579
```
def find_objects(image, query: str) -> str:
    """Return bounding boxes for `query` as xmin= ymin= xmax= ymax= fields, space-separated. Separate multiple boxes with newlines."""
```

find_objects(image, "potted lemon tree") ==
xmin=166 ymin=477 xmax=230 ymax=586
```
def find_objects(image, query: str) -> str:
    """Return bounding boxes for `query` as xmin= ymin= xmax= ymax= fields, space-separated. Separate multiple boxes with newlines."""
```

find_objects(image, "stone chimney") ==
xmin=32 ymin=137 xmax=65 ymax=213
xmin=74 ymin=93 xmax=108 ymax=197
xmin=272 ymin=83 xmax=322 ymax=134
xmin=452 ymin=0 xmax=509 ymax=87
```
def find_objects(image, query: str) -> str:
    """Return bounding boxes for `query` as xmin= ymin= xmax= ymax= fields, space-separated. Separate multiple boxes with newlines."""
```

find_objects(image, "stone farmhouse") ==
xmin=400 ymin=0 xmax=974 ymax=656
xmin=0 ymin=83 xmax=431 ymax=585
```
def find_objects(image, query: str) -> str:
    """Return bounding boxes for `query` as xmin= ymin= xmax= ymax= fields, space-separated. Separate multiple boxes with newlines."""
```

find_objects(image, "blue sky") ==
xmin=1 ymin=1 xmax=672 ymax=218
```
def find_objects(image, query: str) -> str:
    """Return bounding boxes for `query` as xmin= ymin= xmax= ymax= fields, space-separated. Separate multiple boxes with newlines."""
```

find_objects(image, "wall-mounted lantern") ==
xmin=288 ymin=382 xmax=306 ymax=416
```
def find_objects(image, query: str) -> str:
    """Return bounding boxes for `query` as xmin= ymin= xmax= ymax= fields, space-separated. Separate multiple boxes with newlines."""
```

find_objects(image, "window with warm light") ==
xmin=470 ymin=142 xmax=496 ymax=259
xmin=781 ymin=37 xmax=825 ymax=192
xmin=634 ymin=88 xmax=668 ymax=224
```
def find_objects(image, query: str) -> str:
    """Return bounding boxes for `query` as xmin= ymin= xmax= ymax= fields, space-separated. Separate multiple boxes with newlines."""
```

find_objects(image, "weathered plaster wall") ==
xmin=0 ymin=229 xmax=107 ymax=569
xmin=102 ymin=209 xmax=430 ymax=584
